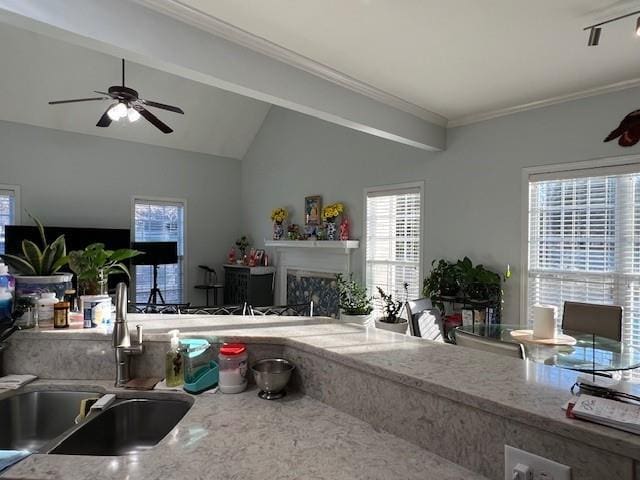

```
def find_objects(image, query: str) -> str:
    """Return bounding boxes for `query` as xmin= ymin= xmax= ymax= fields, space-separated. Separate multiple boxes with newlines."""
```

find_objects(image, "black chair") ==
xmin=128 ymin=303 xmax=190 ymax=314
xmin=249 ymin=302 xmax=314 ymax=316
xmin=405 ymin=298 xmax=444 ymax=342
xmin=194 ymin=265 xmax=225 ymax=306
xmin=562 ymin=301 xmax=623 ymax=341
xmin=181 ymin=303 xmax=248 ymax=315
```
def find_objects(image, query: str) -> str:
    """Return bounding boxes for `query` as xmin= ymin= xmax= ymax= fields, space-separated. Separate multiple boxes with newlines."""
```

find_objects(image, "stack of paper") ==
xmin=569 ymin=394 xmax=640 ymax=435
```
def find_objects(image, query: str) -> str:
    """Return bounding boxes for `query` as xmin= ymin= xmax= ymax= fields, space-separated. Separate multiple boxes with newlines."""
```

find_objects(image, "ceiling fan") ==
xmin=48 ymin=59 xmax=184 ymax=134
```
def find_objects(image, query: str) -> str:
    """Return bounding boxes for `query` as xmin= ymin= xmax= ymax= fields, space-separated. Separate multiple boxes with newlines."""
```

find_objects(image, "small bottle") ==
xmin=53 ymin=301 xmax=70 ymax=329
xmin=37 ymin=292 xmax=58 ymax=328
xmin=165 ymin=329 xmax=183 ymax=387
xmin=0 ymin=263 xmax=15 ymax=295
xmin=0 ymin=287 xmax=12 ymax=323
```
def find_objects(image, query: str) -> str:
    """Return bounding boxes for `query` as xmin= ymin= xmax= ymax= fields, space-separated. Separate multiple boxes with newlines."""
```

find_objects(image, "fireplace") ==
xmin=265 ymin=240 xmax=360 ymax=317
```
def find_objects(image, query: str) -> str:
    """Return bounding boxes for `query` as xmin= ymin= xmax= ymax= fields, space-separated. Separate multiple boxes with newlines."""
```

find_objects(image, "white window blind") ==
xmin=527 ymin=170 xmax=640 ymax=346
xmin=133 ymin=199 xmax=185 ymax=303
xmin=0 ymin=188 xmax=17 ymax=254
xmin=365 ymin=186 xmax=422 ymax=311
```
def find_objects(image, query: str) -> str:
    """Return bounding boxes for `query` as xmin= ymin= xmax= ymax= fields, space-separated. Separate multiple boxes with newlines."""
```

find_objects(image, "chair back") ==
xmin=250 ymin=302 xmax=314 ymax=317
xmin=128 ymin=303 xmax=190 ymax=314
xmin=454 ymin=329 xmax=525 ymax=359
xmin=562 ymin=302 xmax=622 ymax=341
xmin=198 ymin=265 xmax=218 ymax=286
xmin=405 ymin=298 xmax=444 ymax=342
xmin=182 ymin=303 xmax=247 ymax=315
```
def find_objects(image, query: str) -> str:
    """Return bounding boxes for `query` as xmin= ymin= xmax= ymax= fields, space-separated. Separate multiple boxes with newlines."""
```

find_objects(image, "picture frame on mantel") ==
xmin=305 ymin=195 xmax=322 ymax=226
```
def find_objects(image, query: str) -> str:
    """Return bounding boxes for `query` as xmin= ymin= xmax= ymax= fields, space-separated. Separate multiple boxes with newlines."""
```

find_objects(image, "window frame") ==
xmin=130 ymin=195 xmax=188 ymax=303
xmin=0 ymin=184 xmax=21 ymax=255
xmin=363 ymin=181 xmax=425 ymax=303
xmin=520 ymin=154 xmax=640 ymax=326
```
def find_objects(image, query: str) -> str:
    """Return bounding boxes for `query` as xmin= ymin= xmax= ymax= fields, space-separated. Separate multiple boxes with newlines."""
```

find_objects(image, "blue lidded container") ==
xmin=180 ymin=338 xmax=219 ymax=394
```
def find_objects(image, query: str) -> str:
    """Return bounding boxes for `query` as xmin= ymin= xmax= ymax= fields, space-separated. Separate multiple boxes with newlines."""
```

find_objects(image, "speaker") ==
xmin=131 ymin=241 xmax=178 ymax=266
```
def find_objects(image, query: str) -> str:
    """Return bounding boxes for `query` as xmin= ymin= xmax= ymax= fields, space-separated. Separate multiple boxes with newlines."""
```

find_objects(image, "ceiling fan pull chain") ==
xmin=122 ymin=58 xmax=125 ymax=87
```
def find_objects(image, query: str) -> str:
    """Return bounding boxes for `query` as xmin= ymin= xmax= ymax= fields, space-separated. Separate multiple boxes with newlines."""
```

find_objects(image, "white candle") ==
xmin=533 ymin=304 xmax=557 ymax=339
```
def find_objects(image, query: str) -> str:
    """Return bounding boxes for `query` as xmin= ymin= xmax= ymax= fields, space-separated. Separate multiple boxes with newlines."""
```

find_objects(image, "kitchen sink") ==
xmin=49 ymin=398 xmax=191 ymax=456
xmin=0 ymin=390 xmax=100 ymax=451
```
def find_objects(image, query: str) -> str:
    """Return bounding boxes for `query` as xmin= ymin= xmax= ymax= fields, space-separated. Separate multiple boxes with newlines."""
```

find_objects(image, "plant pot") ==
xmin=340 ymin=310 xmax=373 ymax=327
xmin=14 ymin=273 xmax=73 ymax=299
xmin=375 ymin=318 xmax=408 ymax=334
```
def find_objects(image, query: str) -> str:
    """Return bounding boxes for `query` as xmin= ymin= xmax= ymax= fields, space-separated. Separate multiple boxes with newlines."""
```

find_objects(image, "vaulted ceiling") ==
xmin=168 ymin=0 xmax=640 ymax=125
xmin=0 ymin=23 xmax=271 ymax=159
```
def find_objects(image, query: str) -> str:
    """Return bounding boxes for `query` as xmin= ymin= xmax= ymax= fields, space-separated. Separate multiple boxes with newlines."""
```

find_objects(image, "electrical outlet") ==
xmin=505 ymin=445 xmax=571 ymax=480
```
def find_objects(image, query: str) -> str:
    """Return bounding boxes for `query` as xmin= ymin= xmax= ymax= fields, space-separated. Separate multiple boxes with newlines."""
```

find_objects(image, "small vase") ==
xmin=326 ymin=220 xmax=337 ymax=241
xmin=273 ymin=222 xmax=284 ymax=240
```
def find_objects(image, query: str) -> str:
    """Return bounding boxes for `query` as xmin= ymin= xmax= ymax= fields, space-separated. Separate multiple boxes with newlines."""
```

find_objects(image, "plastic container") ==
xmin=218 ymin=342 xmax=248 ymax=394
xmin=81 ymin=295 xmax=111 ymax=329
xmin=37 ymin=292 xmax=58 ymax=328
xmin=0 ymin=287 xmax=12 ymax=323
xmin=14 ymin=294 xmax=38 ymax=329
xmin=181 ymin=338 xmax=218 ymax=394
xmin=0 ymin=263 xmax=15 ymax=294
xmin=165 ymin=330 xmax=183 ymax=387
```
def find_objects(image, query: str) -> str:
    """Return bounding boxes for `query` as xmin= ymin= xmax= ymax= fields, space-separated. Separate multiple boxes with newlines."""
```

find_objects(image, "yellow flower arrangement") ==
xmin=321 ymin=202 xmax=344 ymax=221
xmin=270 ymin=207 xmax=288 ymax=223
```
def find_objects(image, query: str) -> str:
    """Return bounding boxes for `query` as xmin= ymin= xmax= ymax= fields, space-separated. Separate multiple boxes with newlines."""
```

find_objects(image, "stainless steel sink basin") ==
xmin=50 ymin=398 xmax=191 ymax=456
xmin=0 ymin=390 xmax=100 ymax=451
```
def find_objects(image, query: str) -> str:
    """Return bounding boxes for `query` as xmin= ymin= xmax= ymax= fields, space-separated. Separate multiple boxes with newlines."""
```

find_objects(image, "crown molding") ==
xmin=131 ymin=0 xmax=447 ymax=127
xmin=448 ymin=77 xmax=640 ymax=128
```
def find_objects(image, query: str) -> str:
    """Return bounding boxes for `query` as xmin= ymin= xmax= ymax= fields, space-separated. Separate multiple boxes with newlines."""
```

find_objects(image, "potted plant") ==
xmin=235 ymin=236 xmax=250 ymax=263
xmin=68 ymin=243 xmax=141 ymax=295
xmin=0 ymin=213 xmax=72 ymax=299
xmin=456 ymin=256 xmax=501 ymax=303
xmin=335 ymin=273 xmax=373 ymax=325
xmin=374 ymin=284 xmax=409 ymax=334
xmin=423 ymin=259 xmax=461 ymax=312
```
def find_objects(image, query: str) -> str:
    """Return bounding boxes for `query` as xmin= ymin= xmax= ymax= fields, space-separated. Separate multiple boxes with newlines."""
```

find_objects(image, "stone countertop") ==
xmin=10 ymin=315 xmax=640 ymax=460
xmin=0 ymin=380 xmax=487 ymax=480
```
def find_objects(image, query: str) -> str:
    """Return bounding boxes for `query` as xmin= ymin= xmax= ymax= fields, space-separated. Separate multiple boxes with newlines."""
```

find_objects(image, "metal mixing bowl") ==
xmin=251 ymin=358 xmax=295 ymax=400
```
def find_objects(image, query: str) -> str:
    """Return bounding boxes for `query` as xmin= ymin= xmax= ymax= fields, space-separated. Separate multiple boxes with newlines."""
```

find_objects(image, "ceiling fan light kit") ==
xmin=49 ymin=59 xmax=184 ymax=134
xmin=584 ymin=9 xmax=640 ymax=46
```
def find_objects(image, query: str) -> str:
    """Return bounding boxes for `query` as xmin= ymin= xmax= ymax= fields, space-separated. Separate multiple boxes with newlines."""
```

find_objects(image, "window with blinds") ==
xmin=133 ymin=198 xmax=185 ymax=303
xmin=527 ymin=167 xmax=640 ymax=346
xmin=365 ymin=185 xmax=422 ymax=311
xmin=0 ymin=188 xmax=17 ymax=254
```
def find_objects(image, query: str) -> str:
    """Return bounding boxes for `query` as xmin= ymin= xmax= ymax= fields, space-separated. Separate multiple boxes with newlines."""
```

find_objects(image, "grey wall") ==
xmin=0 ymin=120 xmax=242 ymax=303
xmin=242 ymin=88 xmax=640 ymax=322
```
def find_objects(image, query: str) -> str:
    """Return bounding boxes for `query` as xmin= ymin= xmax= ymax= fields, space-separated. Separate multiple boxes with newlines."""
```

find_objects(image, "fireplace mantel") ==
xmin=264 ymin=240 xmax=359 ymax=250
xmin=265 ymin=240 xmax=360 ymax=308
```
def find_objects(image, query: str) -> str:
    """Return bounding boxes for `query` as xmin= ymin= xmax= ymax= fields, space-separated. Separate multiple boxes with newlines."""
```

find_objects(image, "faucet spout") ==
xmin=113 ymin=282 xmax=144 ymax=387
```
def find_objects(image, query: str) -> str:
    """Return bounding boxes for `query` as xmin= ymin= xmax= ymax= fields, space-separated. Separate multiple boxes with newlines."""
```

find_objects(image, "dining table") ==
xmin=454 ymin=324 xmax=640 ymax=373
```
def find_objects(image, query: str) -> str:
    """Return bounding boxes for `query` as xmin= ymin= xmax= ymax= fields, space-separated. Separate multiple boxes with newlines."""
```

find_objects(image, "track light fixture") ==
xmin=584 ymin=9 xmax=640 ymax=46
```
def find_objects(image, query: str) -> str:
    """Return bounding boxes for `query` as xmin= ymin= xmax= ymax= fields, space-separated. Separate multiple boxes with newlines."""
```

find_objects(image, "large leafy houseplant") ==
xmin=336 ymin=273 xmax=373 ymax=316
xmin=455 ymin=256 xmax=501 ymax=301
xmin=0 ymin=213 xmax=68 ymax=276
xmin=68 ymin=243 xmax=141 ymax=295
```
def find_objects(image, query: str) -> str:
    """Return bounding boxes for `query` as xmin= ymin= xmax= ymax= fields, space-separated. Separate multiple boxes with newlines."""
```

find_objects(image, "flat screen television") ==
xmin=5 ymin=226 xmax=132 ymax=290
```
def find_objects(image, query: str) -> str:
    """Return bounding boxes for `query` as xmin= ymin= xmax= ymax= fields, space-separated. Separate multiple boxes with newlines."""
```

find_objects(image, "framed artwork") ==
xmin=305 ymin=195 xmax=322 ymax=226
xmin=254 ymin=249 xmax=265 ymax=265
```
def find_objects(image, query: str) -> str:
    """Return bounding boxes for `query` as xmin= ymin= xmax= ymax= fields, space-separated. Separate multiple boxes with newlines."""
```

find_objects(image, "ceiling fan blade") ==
xmin=96 ymin=107 xmax=113 ymax=128
xmin=49 ymin=97 xmax=108 ymax=105
xmin=138 ymin=99 xmax=184 ymax=114
xmin=135 ymin=106 xmax=173 ymax=134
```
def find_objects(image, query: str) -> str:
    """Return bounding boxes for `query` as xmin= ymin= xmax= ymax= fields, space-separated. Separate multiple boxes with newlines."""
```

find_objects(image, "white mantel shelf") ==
xmin=264 ymin=240 xmax=360 ymax=250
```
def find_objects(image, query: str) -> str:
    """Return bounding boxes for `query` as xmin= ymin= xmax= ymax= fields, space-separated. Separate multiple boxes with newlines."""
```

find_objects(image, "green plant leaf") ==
xmin=110 ymin=262 xmax=131 ymax=279
xmin=51 ymin=255 xmax=69 ymax=273
xmin=41 ymin=235 xmax=65 ymax=274
xmin=0 ymin=254 xmax=37 ymax=275
xmin=26 ymin=210 xmax=47 ymax=250
xmin=22 ymin=240 xmax=43 ymax=275
xmin=109 ymin=249 xmax=142 ymax=263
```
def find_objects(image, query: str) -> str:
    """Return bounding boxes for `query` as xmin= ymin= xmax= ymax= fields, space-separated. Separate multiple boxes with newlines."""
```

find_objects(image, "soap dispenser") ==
xmin=165 ymin=329 xmax=183 ymax=387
